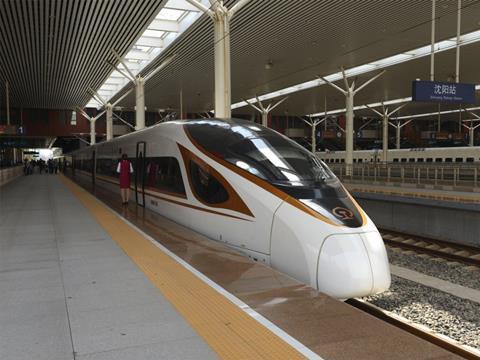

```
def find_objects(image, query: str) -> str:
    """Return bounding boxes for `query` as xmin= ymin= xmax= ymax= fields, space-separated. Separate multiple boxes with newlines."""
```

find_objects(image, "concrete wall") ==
xmin=354 ymin=192 xmax=480 ymax=247
xmin=0 ymin=166 xmax=23 ymax=187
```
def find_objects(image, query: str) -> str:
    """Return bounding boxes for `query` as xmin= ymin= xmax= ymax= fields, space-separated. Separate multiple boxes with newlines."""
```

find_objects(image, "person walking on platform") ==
xmin=117 ymin=154 xmax=133 ymax=205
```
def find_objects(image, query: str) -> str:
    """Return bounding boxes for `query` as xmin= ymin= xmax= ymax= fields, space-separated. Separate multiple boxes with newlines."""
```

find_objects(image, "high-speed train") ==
xmin=320 ymin=146 xmax=480 ymax=164
xmin=69 ymin=119 xmax=390 ymax=299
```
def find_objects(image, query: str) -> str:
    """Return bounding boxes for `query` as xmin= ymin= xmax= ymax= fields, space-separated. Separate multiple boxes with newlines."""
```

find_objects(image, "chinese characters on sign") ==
xmin=412 ymin=80 xmax=475 ymax=104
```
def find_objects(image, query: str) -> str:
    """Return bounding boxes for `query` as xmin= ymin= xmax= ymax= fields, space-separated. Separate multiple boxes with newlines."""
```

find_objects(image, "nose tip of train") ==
xmin=317 ymin=231 xmax=390 ymax=299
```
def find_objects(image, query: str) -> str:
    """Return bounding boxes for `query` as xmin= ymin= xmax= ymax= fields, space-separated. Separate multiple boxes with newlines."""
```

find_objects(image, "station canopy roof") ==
xmin=1 ymin=0 xmax=480 ymax=121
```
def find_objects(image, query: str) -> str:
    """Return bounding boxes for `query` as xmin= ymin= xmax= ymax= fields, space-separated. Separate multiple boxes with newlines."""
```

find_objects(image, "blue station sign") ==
xmin=412 ymin=80 xmax=476 ymax=104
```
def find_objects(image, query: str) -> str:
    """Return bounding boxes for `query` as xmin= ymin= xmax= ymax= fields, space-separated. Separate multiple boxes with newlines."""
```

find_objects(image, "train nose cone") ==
xmin=317 ymin=232 xmax=390 ymax=299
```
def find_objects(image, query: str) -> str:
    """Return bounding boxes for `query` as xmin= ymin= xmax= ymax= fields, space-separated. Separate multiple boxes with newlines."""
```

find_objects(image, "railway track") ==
xmin=347 ymin=298 xmax=480 ymax=360
xmin=380 ymin=230 xmax=480 ymax=268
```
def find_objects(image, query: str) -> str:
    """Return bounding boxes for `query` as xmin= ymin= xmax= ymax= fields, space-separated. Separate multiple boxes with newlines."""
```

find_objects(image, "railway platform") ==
xmin=0 ymin=174 xmax=465 ymax=359
xmin=343 ymin=182 xmax=480 ymax=248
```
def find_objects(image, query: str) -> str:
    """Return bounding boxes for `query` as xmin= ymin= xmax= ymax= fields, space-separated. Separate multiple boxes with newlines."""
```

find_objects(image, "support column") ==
xmin=106 ymin=103 xmax=113 ymax=140
xmin=214 ymin=16 xmax=231 ymax=118
xmin=244 ymin=96 xmax=288 ymax=128
xmin=345 ymin=91 xmax=354 ymax=172
xmin=383 ymin=114 xmax=388 ymax=162
xmin=186 ymin=0 xmax=252 ymax=119
xmin=320 ymin=69 xmax=385 ymax=175
xmin=366 ymin=102 xmax=407 ymax=163
xmin=396 ymin=125 xmax=401 ymax=149
xmin=90 ymin=119 xmax=96 ymax=145
xmin=298 ymin=116 xmax=326 ymax=154
xmin=135 ymin=77 xmax=145 ymax=130
xmin=6 ymin=81 xmax=10 ymax=125
xmin=470 ymin=127 xmax=474 ymax=146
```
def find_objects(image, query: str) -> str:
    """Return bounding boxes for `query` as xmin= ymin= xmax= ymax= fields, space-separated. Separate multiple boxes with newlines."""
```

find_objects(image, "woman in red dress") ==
xmin=116 ymin=154 xmax=133 ymax=205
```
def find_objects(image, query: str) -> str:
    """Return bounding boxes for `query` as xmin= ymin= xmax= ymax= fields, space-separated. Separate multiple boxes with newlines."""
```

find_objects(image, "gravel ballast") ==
xmin=364 ymin=275 xmax=480 ymax=350
xmin=386 ymin=247 xmax=480 ymax=291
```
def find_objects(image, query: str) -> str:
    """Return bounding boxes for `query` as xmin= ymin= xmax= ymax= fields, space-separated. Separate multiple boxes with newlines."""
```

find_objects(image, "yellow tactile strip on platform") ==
xmin=60 ymin=176 xmax=306 ymax=360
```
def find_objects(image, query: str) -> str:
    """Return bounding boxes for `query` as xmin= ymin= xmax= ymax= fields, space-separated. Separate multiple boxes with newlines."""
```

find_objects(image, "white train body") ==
xmin=319 ymin=146 xmax=480 ymax=164
xmin=70 ymin=119 xmax=390 ymax=299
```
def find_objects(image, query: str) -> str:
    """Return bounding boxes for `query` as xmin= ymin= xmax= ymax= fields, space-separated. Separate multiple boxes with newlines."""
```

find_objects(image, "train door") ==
xmin=91 ymin=151 xmax=96 ymax=186
xmin=135 ymin=142 xmax=146 ymax=207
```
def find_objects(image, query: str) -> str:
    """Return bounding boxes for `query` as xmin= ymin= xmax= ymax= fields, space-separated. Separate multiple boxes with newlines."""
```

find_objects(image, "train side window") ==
xmin=435 ymin=158 xmax=442 ymax=162
xmin=340 ymin=159 xmax=345 ymax=163
xmin=358 ymin=159 xmax=363 ymax=163
xmin=466 ymin=157 xmax=474 ymax=162
xmin=417 ymin=158 xmax=424 ymax=162
xmin=96 ymin=158 xmax=116 ymax=177
xmin=408 ymin=158 xmax=415 ymax=162
xmin=455 ymin=157 xmax=463 ymax=163
xmin=190 ymin=161 xmax=228 ymax=204
xmin=146 ymin=157 xmax=186 ymax=195
xmin=401 ymin=158 xmax=407 ymax=162
xmin=393 ymin=158 xmax=399 ymax=162
xmin=445 ymin=158 xmax=453 ymax=162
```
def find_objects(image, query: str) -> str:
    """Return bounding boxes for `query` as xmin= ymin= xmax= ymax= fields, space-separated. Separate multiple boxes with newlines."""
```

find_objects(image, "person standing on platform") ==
xmin=117 ymin=154 xmax=133 ymax=205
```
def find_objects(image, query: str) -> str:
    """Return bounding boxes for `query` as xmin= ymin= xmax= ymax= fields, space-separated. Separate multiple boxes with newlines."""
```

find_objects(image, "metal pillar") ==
xmin=88 ymin=86 xmax=134 ymax=141
xmin=390 ymin=119 xmax=413 ymax=150
xmin=298 ymin=116 xmax=326 ymax=153
xmin=77 ymin=107 xmax=106 ymax=145
xmin=5 ymin=81 xmax=10 ymax=125
xmin=244 ymin=95 xmax=288 ymax=127
xmin=135 ymin=77 xmax=145 ymax=130
xmin=106 ymin=103 xmax=113 ymax=140
xmin=463 ymin=111 xmax=480 ymax=146
xmin=366 ymin=102 xmax=407 ymax=162
xmin=186 ymin=0 xmax=252 ymax=119
xmin=430 ymin=0 xmax=436 ymax=81
xmin=90 ymin=119 xmax=96 ymax=145
xmin=109 ymin=50 xmax=176 ymax=131
xmin=319 ymin=69 xmax=385 ymax=175
xmin=456 ymin=0 xmax=461 ymax=82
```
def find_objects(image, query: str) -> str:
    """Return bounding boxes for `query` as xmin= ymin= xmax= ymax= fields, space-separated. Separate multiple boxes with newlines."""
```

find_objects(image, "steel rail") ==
xmin=347 ymin=298 xmax=480 ymax=360
xmin=381 ymin=230 xmax=480 ymax=267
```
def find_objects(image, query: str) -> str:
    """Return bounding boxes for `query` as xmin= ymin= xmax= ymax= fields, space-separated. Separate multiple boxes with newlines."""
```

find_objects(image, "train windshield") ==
xmin=184 ymin=120 xmax=335 ymax=186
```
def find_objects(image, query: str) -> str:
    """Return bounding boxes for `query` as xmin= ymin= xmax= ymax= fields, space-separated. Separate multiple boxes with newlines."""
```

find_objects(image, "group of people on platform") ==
xmin=23 ymin=158 xmax=64 ymax=175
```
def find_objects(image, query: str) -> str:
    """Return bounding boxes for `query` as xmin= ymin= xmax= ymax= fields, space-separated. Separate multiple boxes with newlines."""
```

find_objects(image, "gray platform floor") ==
xmin=0 ymin=175 xmax=217 ymax=360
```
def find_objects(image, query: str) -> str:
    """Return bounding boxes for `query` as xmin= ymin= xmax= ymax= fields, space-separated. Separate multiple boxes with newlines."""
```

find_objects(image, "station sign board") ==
xmin=412 ymin=80 xmax=475 ymax=104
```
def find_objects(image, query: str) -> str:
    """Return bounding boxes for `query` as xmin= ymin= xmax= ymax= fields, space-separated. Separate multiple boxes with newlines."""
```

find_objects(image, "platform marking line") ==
xmin=60 ymin=176 xmax=320 ymax=360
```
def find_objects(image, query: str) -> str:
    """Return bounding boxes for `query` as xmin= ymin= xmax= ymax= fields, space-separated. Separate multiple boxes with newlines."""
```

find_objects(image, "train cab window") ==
xmin=445 ymin=158 xmax=453 ymax=162
xmin=426 ymin=158 xmax=433 ymax=162
xmin=190 ymin=161 xmax=228 ymax=204
xmin=146 ymin=157 xmax=186 ymax=195
xmin=401 ymin=158 xmax=407 ymax=162
xmin=435 ymin=158 xmax=442 ymax=162
xmin=455 ymin=157 xmax=463 ymax=163
xmin=467 ymin=157 xmax=474 ymax=163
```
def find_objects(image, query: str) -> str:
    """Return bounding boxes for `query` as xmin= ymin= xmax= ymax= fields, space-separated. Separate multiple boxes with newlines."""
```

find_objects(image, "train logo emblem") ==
xmin=332 ymin=207 xmax=354 ymax=220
